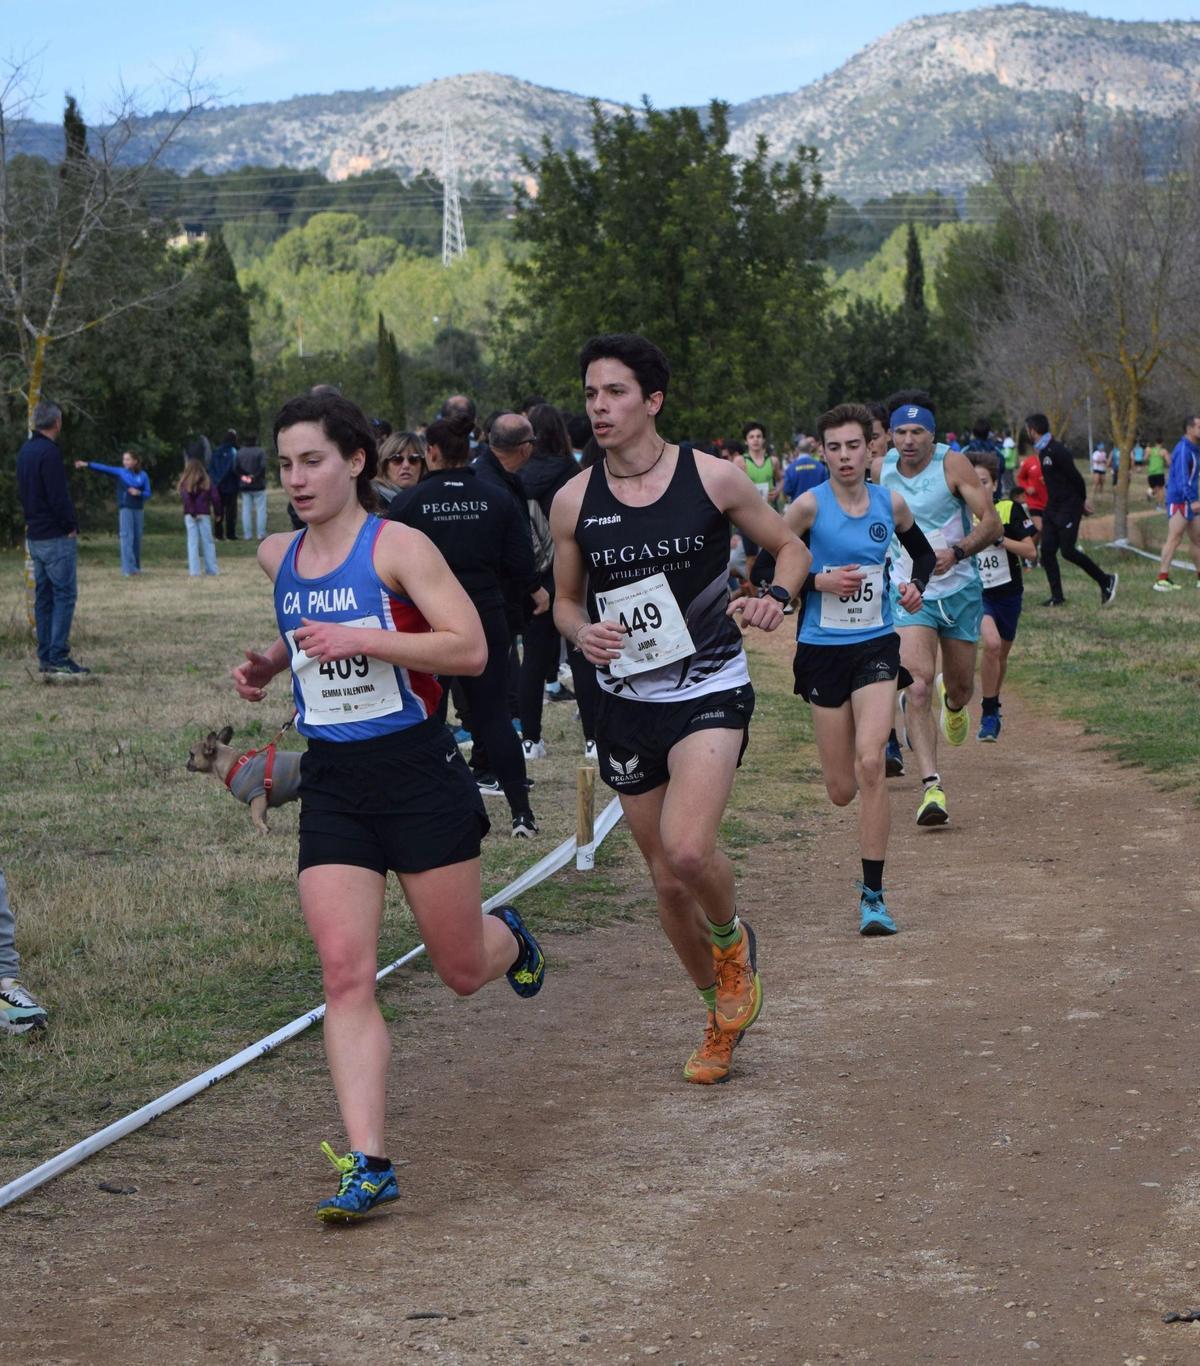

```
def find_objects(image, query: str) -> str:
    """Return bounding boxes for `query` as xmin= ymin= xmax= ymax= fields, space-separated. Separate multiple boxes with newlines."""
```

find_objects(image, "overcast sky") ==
xmin=8 ymin=1 xmax=1196 ymax=121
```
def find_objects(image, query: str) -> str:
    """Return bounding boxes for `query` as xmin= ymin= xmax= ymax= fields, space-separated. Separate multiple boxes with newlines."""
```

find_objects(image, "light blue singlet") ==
xmin=799 ymin=481 xmax=895 ymax=647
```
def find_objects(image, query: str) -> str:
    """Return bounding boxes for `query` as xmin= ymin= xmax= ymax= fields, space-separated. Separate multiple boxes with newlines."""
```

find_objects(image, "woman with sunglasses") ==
xmin=373 ymin=432 xmax=426 ymax=505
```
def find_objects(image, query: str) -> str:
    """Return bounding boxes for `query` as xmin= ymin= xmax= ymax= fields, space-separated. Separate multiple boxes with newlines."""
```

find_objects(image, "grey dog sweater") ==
xmin=227 ymin=749 xmax=302 ymax=806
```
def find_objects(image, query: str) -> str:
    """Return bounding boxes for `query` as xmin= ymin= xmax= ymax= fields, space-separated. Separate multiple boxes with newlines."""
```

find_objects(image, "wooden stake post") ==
xmin=576 ymin=765 xmax=596 ymax=870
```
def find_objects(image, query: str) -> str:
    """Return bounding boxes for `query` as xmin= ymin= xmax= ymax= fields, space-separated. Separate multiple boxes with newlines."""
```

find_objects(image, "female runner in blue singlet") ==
xmin=232 ymin=391 xmax=544 ymax=1222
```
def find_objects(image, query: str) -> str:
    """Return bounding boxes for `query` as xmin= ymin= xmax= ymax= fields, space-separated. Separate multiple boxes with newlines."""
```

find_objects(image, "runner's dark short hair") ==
xmin=743 ymin=420 xmax=766 ymax=439
xmin=817 ymin=403 xmax=874 ymax=444
xmin=579 ymin=334 xmax=669 ymax=404
xmin=1025 ymin=413 xmax=1050 ymax=436
xmin=884 ymin=389 xmax=936 ymax=422
xmin=274 ymin=391 xmax=379 ymax=510
xmin=967 ymin=449 xmax=1001 ymax=482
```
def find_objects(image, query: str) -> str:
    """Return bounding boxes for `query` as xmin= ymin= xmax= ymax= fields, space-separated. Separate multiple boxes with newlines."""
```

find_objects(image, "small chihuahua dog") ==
xmin=186 ymin=725 xmax=302 ymax=835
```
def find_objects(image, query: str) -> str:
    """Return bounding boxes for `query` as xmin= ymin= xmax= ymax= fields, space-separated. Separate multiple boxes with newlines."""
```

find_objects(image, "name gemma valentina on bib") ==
xmin=286 ymin=614 xmax=405 ymax=726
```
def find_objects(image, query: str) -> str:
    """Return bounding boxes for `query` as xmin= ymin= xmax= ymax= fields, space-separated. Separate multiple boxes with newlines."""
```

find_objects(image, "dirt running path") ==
xmin=6 ymin=645 xmax=1200 ymax=1365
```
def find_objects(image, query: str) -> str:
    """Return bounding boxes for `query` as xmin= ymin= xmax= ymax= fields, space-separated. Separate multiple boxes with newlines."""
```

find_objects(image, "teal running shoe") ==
xmin=977 ymin=713 xmax=1001 ymax=742
xmin=857 ymin=883 xmax=898 ymax=936
xmin=315 ymin=1142 xmax=399 ymax=1223
xmin=488 ymin=904 xmax=546 ymax=998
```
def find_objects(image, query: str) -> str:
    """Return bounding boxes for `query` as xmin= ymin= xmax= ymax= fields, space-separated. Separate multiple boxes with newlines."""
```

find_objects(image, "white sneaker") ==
xmin=522 ymin=739 xmax=546 ymax=760
xmin=0 ymin=977 xmax=48 ymax=1035
xmin=584 ymin=740 xmax=597 ymax=760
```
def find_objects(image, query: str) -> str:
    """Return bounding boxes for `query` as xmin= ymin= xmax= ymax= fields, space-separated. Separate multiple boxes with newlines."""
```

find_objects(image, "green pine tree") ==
xmin=903 ymin=223 xmax=926 ymax=318
xmin=375 ymin=312 xmax=406 ymax=426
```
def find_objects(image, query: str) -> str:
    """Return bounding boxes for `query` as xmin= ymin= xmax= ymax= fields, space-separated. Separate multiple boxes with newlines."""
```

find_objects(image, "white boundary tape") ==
xmin=1106 ymin=537 xmax=1195 ymax=572
xmin=0 ymin=797 xmax=624 ymax=1212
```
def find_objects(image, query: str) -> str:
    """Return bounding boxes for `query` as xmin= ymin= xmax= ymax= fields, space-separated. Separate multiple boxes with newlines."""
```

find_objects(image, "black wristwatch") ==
xmin=952 ymin=544 xmax=967 ymax=562
xmin=764 ymin=584 xmax=791 ymax=604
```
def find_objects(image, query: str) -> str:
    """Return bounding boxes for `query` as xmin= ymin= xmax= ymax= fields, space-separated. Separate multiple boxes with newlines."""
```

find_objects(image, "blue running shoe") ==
xmin=315 ymin=1142 xmax=399 ymax=1222
xmin=977 ymin=713 xmax=1001 ymax=743
xmin=857 ymin=883 xmax=898 ymax=936
xmin=488 ymin=904 xmax=546 ymax=998
xmin=885 ymin=736 xmax=905 ymax=777
xmin=452 ymin=725 xmax=472 ymax=748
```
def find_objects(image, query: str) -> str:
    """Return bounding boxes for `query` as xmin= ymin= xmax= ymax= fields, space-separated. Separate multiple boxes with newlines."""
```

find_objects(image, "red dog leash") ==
xmin=224 ymin=712 xmax=297 ymax=796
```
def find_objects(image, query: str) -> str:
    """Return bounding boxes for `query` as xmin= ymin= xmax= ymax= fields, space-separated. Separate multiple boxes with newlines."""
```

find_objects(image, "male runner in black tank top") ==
xmin=551 ymin=334 xmax=810 ymax=1086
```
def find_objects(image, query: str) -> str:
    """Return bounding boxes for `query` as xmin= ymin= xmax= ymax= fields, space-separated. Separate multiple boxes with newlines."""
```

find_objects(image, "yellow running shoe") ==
xmin=936 ymin=673 xmax=969 ymax=746
xmin=683 ymin=1012 xmax=742 ymax=1084
xmin=713 ymin=921 xmax=763 ymax=1034
xmin=916 ymin=782 xmax=949 ymax=826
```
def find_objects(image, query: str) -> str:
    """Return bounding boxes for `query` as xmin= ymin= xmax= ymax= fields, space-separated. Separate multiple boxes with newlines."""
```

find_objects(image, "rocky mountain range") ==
xmin=9 ymin=5 xmax=1200 ymax=202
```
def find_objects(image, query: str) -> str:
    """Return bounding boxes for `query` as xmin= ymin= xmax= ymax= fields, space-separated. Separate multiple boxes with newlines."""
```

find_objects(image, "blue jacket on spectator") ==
xmin=782 ymin=453 xmax=829 ymax=502
xmin=1165 ymin=435 xmax=1199 ymax=507
xmin=209 ymin=441 xmax=239 ymax=495
xmin=85 ymin=462 xmax=151 ymax=509
xmin=16 ymin=433 xmax=78 ymax=538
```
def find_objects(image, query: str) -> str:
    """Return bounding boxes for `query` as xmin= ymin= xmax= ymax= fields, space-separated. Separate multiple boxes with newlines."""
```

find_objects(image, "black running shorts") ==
xmin=594 ymin=683 xmax=755 ymax=796
xmin=298 ymin=716 xmax=489 ymax=876
xmin=792 ymin=633 xmax=903 ymax=709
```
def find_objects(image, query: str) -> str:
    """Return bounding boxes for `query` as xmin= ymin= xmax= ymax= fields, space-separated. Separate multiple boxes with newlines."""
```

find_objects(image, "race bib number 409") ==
xmin=286 ymin=614 xmax=405 ymax=726
xmin=594 ymin=572 xmax=695 ymax=678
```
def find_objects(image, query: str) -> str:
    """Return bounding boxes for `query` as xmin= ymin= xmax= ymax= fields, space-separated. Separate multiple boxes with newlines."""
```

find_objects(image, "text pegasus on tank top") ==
xmin=575 ymin=446 xmax=750 ymax=701
xmin=877 ymin=447 xmax=978 ymax=599
xmin=274 ymin=515 xmax=442 ymax=740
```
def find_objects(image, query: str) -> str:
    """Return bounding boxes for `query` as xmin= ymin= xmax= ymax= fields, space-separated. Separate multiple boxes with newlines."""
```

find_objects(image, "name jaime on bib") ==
xmin=280 ymin=587 xmax=360 ymax=615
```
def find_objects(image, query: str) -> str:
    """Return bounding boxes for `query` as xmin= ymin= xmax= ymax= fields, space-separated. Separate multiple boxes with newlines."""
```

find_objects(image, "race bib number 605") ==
xmin=819 ymin=564 xmax=885 ymax=631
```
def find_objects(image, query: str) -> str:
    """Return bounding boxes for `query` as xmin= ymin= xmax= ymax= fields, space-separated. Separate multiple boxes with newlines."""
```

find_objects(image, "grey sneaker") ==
xmin=0 ymin=977 xmax=48 ymax=1035
xmin=46 ymin=658 xmax=90 ymax=679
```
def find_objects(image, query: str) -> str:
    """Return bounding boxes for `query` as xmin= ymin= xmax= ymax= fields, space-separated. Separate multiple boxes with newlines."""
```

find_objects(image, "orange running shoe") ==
xmin=683 ymin=1012 xmax=742 ymax=1084
xmin=713 ymin=920 xmax=763 ymax=1034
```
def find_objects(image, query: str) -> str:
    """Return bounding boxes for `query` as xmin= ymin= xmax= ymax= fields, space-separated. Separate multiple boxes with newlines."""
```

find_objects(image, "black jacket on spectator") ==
xmin=17 ymin=433 xmax=78 ymax=538
xmin=235 ymin=446 xmax=267 ymax=493
xmin=519 ymin=451 xmax=576 ymax=520
xmin=388 ymin=467 xmax=538 ymax=612
xmin=1039 ymin=437 xmax=1087 ymax=517
xmin=473 ymin=444 xmax=530 ymax=525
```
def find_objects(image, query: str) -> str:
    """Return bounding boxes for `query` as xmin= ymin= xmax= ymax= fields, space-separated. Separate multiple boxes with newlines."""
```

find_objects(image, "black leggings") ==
xmin=1041 ymin=511 xmax=1108 ymax=601
xmin=436 ymin=604 xmax=529 ymax=818
xmin=518 ymin=610 xmax=562 ymax=744
xmin=215 ymin=494 xmax=237 ymax=540
xmin=568 ymin=647 xmax=599 ymax=744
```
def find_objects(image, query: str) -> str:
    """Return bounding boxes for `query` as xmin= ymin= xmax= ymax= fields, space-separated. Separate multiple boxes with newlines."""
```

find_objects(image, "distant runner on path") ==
xmin=785 ymin=404 xmax=935 ymax=935
xmin=551 ymin=334 xmax=809 ymax=1086
xmin=965 ymin=450 xmax=1037 ymax=743
xmin=873 ymin=392 xmax=1001 ymax=829
xmin=1024 ymin=413 xmax=1118 ymax=609
xmin=1152 ymin=413 xmax=1200 ymax=593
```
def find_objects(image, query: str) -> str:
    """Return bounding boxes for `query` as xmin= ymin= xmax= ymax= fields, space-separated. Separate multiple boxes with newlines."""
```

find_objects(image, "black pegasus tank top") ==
xmin=574 ymin=444 xmax=749 ymax=701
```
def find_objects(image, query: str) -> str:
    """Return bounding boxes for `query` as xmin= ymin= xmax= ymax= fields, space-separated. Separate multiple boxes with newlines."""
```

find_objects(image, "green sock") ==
xmin=708 ymin=914 xmax=742 ymax=950
xmin=699 ymin=983 xmax=717 ymax=1011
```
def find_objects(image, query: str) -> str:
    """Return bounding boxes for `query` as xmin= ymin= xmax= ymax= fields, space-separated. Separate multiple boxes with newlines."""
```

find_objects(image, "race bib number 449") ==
xmin=594 ymin=572 xmax=695 ymax=678
xmin=286 ymin=614 xmax=405 ymax=726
